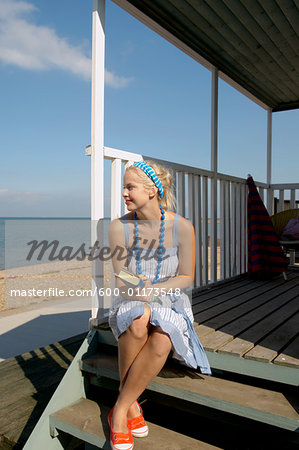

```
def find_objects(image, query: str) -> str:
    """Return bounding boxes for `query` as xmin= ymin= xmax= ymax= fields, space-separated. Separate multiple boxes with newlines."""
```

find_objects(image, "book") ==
xmin=114 ymin=267 xmax=145 ymax=288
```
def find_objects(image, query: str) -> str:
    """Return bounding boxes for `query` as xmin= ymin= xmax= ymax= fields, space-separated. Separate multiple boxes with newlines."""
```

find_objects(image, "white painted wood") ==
xmin=172 ymin=169 xmax=177 ymax=210
xmin=267 ymin=188 xmax=274 ymax=215
xmin=271 ymin=183 xmax=299 ymax=190
xmin=177 ymin=171 xmax=185 ymax=217
xmin=258 ymin=187 xmax=264 ymax=203
xmin=231 ymin=183 xmax=237 ymax=277
xmin=279 ymin=189 xmax=284 ymax=212
xmin=188 ymin=173 xmax=194 ymax=223
xmin=240 ymin=183 xmax=246 ymax=274
xmin=194 ymin=175 xmax=202 ymax=287
xmin=123 ymin=160 xmax=138 ymax=214
xmin=210 ymin=67 xmax=218 ymax=283
xmin=91 ymin=0 xmax=106 ymax=321
xmin=111 ymin=159 xmax=122 ymax=220
xmin=290 ymin=189 xmax=296 ymax=208
xmin=235 ymin=184 xmax=241 ymax=275
xmin=266 ymin=109 xmax=273 ymax=213
xmin=225 ymin=181 xmax=231 ymax=278
xmin=202 ymin=177 xmax=208 ymax=285
xmin=210 ymin=179 xmax=218 ymax=283
xmin=104 ymin=146 xmax=143 ymax=162
xmin=220 ymin=180 xmax=225 ymax=280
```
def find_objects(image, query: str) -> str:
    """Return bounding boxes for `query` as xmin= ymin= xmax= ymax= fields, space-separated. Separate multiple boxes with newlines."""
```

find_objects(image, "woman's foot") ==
xmin=127 ymin=401 xmax=141 ymax=420
xmin=108 ymin=407 xmax=133 ymax=450
xmin=112 ymin=404 xmax=130 ymax=433
xmin=127 ymin=401 xmax=149 ymax=438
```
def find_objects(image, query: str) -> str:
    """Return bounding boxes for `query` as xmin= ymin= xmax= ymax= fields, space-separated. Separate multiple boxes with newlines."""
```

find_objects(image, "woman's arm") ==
xmin=108 ymin=218 xmax=149 ymax=301
xmin=153 ymin=216 xmax=195 ymax=293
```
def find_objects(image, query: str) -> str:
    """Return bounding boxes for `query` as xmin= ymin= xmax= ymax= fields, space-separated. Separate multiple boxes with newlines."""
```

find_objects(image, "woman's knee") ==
xmin=149 ymin=327 xmax=172 ymax=357
xmin=127 ymin=308 xmax=151 ymax=339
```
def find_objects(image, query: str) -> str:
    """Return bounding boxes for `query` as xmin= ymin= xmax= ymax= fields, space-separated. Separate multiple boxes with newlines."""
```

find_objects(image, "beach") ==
xmin=0 ymin=259 xmax=95 ymax=312
xmin=0 ymin=244 xmax=220 ymax=312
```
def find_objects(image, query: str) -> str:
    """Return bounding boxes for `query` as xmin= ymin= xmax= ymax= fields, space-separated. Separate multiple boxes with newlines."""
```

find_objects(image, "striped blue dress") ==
xmin=108 ymin=213 xmax=211 ymax=375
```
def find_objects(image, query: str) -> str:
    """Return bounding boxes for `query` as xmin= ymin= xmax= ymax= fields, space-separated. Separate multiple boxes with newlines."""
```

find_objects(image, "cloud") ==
xmin=105 ymin=70 xmax=134 ymax=88
xmin=0 ymin=189 xmax=52 ymax=204
xmin=0 ymin=0 xmax=133 ymax=87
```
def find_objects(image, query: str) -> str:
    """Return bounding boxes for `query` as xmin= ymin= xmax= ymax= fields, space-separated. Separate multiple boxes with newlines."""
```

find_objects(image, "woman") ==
xmin=108 ymin=160 xmax=211 ymax=450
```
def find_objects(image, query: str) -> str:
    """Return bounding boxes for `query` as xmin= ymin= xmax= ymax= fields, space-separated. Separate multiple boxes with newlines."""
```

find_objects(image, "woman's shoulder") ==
xmin=176 ymin=214 xmax=194 ymax=234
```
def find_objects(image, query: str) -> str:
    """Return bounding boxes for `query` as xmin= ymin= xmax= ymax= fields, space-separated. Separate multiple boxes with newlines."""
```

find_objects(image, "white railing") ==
xmin=268 ymin=184 xmax=299 ymax=214
xmin=89 ymin=147 xmax=247 ymax=288
xmin=87 ymin=145 xmax=299 ymax=322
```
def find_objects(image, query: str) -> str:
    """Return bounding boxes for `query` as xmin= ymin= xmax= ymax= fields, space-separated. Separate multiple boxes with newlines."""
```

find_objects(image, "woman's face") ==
xmin=122 ymin=170 xmax=152 ymax=211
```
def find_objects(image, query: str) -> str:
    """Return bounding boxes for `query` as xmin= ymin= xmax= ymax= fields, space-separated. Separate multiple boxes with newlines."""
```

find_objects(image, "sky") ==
xmin=0 ymin=0 xmax=298 ymax=217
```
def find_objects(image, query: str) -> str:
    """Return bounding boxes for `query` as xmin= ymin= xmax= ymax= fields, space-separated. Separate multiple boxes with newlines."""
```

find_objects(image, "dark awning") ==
xmin=113 ymin=0 xmax=299 ymax=112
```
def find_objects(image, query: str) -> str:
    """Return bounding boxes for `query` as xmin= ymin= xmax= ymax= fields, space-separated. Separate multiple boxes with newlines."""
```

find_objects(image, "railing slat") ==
xmin=188 ymin=174 xmax=194 ymax=224
xmin=236 ymin=184 xmax=241 ymax=275
xmin=220 ymin=180 xmax=225 ymax=280
xmin=177 ymin=172 xmax=186 ymax=217
xmin=210 ymin=178 xmax=218 ymax=283
xmin=194 ymin=175 xmax=202 ymax=287
xmin=231 ymin=183 xmax=237 ymax=277
xmin=202 ymin=176 xmax=208 ymax=285
xmin=241 ymin=183 xmax=247 ymax=274
xmin=290 ymin=189 xmax=296 ymax=209
xmin=279 ymin=189 xmax=284 ymax=212
xmin=111 ymin=158 xmax=122 ymax=220
xmin=225 ymin=181 xmax=231 ymax=279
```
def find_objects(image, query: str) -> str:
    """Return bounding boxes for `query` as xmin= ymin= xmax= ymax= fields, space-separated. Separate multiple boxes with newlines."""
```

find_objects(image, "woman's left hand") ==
xmin=135 ymin=275 xmax=155 ymax=302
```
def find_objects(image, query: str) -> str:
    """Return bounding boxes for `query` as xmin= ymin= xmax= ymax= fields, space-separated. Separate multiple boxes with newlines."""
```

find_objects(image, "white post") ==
xmin=266 ymin=109 xmax=273 ymax=213
xmin=90 ymin=0 xmax=106 ymax=324
xmin=211 ymin=67 xmax=218 ymax=283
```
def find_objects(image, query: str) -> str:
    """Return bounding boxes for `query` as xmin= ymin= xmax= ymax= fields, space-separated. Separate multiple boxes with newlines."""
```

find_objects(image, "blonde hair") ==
xmin=126 ymin=160 xmax=176 ymax=211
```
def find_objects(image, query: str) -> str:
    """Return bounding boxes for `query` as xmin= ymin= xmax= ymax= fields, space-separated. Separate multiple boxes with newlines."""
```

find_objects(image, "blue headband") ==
xmin=133 ymin=162 xmax=164 ymax=198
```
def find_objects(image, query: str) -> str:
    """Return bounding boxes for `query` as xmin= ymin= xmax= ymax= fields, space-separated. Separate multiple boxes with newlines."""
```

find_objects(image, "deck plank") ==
xmin=192 ymin=279 xmax=273 ymax=317
xmin=192 ymin=277 xmax=254 ymax=305
xmin=195 ymin=276 xmax=299 ymax=331
xmin=217 ymin=295 xmax=299 ymax=357
xmin=194 ymin=275 xmax=299 ymax=326
xmin=204 ymin=285 xmax=299 ymax=353
xmin=274 ymin=336 xmax=299 ymax=368
xmin=243 ymin=312 xmax=299 ymax=363
xmin=0 ymin=333 xmax=86 ymax=448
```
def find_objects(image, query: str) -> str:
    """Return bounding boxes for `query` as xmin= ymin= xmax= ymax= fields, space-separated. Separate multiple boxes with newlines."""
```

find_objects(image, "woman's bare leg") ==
xmin=112 ymin=326 xmax=172 ymax=433
xmin=117 ymin=306 xmax=151 ymax=423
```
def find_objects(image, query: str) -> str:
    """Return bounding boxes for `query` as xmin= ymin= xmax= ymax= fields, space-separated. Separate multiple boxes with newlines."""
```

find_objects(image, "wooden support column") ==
xmin=211 ymin=67 xmax=218 ymax=283
xmin=91 ymin=0 xmax=106 ymax=323
xmin=266 ymin=109 xmax=273 ymax=214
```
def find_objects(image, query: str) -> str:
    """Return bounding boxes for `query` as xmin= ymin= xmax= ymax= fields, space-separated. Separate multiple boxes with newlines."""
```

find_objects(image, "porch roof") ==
xmin=112 ymin=0 xmax=299 ymax=112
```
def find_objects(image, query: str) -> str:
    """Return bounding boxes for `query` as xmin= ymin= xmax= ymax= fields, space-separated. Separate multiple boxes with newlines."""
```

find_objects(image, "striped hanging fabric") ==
xmin=247 ymin=176 xmax=288 ymax=277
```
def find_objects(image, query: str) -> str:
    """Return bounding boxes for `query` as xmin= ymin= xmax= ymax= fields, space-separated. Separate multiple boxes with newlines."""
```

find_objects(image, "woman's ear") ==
xmin=149 ymin=186 xmax=158 ymax=199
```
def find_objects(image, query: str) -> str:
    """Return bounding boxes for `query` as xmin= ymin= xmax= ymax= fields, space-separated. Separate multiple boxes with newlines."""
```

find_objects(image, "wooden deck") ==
xmin=192 ymin=269 xmax=299 ymax=385
xmin=0 ymin=333 xmax=86 ymax=449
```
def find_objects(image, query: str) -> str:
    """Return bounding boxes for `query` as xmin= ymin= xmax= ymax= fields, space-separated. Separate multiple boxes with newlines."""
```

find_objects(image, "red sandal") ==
xmin=127 ymin=401 xmax=149 ymax=438
xmin=108 ymin=408 xmax=134 ymax=450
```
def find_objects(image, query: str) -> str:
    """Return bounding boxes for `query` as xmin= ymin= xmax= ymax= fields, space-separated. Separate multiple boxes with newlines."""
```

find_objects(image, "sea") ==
xmin=0 ymin=217 xmax=219 ymax=270
xmin=0 ymin=218 xmax=93 ymax=270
